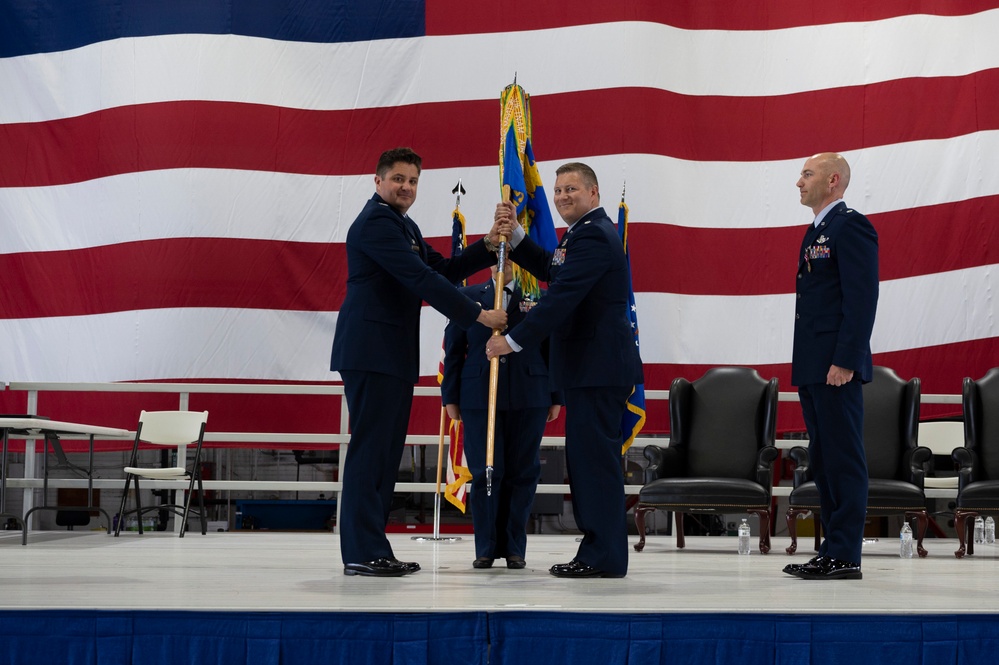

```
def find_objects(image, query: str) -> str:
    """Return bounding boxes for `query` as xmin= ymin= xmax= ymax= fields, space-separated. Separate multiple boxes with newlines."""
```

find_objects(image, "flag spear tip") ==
xmin=621 ymin=181 xmax=627 ymax=203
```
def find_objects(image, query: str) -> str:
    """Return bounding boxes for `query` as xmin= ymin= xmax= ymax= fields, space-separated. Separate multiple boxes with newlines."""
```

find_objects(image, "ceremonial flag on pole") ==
xmin=436 ymin=202 xmax=465 ymax=381
xmin=618 ymin=194 xmax=647 ymax=454
xmin=499 ymin=80 xmax=557 ymax=297
xmin=440 ymin=196 xmax=472 ymax=512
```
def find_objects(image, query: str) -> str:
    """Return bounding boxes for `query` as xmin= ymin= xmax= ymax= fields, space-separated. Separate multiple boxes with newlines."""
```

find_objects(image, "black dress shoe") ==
xmin=789 ymin=556 xmax=862 ymax=580
xmin=472 ymin=557 xmax=494 ymax=569
xmin=506 ymin=555 xmax=526 ymax=569
xmin=549 ymin=560 xmax=624 ymax=578
xmin=344 ymin=558 xmax=410 ymax=577
xmin=388 ymin=557 xmax=421 ymax=573
xmin=782 ymin=555 xmax=828 ymax=576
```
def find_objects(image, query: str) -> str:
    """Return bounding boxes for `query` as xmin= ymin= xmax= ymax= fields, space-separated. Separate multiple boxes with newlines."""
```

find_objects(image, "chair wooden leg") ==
xmin=748 ymin=508 xmax=771 ymax=554
xmin=954 ymin=510 xmax=976 ymax=558
xmin=812 ymin=514 xmax=821 ymax=551
xmin=785 ymin=509 xmax=796 ymax=555
xmin=633 ymin=505 xmax=655 ymax=552
xmin=785 ymin=507 xmax=811 ymax=555
xmin=675 ymin=512 xmax=686 ymax=549
xmin=906 ymin=510 xmax=930 ymax=558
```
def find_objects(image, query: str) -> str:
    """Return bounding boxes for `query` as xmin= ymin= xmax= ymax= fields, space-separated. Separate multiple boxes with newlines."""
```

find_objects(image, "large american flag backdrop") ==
xmin=2 ymin=0 xmax=998 ymax=436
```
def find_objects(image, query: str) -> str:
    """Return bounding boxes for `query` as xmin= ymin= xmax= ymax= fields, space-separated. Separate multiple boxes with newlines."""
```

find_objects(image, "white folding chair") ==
xmin=114 ymin=410 xmax=209 ymax=537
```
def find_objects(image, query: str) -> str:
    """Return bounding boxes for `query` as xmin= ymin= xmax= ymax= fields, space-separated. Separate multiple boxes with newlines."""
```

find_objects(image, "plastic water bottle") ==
xmin=899 ymin=522 xmax=913 ymax=559
xmin=737 ymin=518 xmax=751 ymax=555
xmin=974 ymin=516 xmax=985 ymax=544
xmin=986 ymin=516 xmax=995 ymax=544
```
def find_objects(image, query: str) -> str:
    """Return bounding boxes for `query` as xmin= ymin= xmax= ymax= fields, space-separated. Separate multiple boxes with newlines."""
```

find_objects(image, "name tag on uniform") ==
xmin=552 ymin=248 xmax=567 ymax=265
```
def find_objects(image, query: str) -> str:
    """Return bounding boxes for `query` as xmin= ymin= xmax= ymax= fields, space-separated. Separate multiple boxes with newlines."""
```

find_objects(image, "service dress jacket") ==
xmin=507 ymin=207 xmax=644 ymax=391
xmin=331 ymin=193 xmax=495 ymax=383
xmin=791 ymin=201 xmax=879 ymax=387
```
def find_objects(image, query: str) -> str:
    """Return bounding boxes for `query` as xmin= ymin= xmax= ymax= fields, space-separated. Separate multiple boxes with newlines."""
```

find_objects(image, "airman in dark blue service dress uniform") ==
xmin=441 ymin=262 xmax=563 ymax=570
xmin=487 ymin=162 xmax=644 ymax=578
xmin=783 ymin=152 xmax=879 ymax=581
xmin=330 ymin=147 xmax=507 ymax=577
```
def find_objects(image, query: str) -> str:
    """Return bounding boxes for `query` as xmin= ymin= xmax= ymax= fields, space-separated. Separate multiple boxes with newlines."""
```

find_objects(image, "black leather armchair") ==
xmin=634 ymin=367 xmax=779 ymax=554
xmin=953 ymin=367 xmax=999 ymax=558
xmin=785 ymin=366 xmax=931 ymax=556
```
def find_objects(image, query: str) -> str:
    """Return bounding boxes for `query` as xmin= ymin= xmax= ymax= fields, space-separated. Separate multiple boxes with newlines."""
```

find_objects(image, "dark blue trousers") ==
xmin=462 ymin=406 xmax=547 ymax=559
xmin=564 ymin=385 xmax=632 ymax=576
xmin=339 ymin=370 xmax=413 ymax=564
xmin=798 ymin=381 xmax=869 ymax=564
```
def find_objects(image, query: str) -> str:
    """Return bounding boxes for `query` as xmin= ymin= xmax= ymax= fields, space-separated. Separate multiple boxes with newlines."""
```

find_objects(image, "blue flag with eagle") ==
xmin=501 ymin=121 xmax=557 ymax=298
xmin=618 ymin=197 xmax=646 ymax=453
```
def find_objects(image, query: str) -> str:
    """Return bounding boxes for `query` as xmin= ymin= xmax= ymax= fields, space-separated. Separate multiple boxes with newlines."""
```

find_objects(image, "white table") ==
xmin=0 ymin=416 xmax=130 ymax=544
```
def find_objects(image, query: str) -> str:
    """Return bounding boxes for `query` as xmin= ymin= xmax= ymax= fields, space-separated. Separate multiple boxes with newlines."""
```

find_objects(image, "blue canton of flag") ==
xmin=618 ymin=198 xmax=646 ymax=453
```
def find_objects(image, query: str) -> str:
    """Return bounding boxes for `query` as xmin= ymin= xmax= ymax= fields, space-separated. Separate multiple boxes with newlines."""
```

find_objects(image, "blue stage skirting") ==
xmin=2 ymin=610 xmax=997 ymax=665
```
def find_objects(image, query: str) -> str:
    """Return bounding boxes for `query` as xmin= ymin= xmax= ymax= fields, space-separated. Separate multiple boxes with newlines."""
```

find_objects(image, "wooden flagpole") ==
xmin=485 ymin=187 xmax=509 ymax=496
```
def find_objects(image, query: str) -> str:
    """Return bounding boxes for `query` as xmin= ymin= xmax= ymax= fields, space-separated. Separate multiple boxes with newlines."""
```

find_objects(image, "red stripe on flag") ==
xmin=0 ymin=238 xmax=346 ymax=318
xmin=5 ymin=71 xmax=999 ymax=187
xmin=0 ymin=99 xmax=495 ymax=187
xmin=629 ymin=195 xmax=999 ymax=296
xmin=427 ymin=0 xmax=998 ymax=34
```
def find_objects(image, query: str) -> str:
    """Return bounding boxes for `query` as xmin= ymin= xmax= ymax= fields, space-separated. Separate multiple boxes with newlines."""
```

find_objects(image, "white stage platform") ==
xmin=2 ymin=531 xmax=995 ymax=615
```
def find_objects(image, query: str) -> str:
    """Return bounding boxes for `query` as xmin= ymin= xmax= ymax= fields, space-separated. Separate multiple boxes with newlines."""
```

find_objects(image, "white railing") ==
xmin=2 ymin=382 xmax=962 ymax=532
